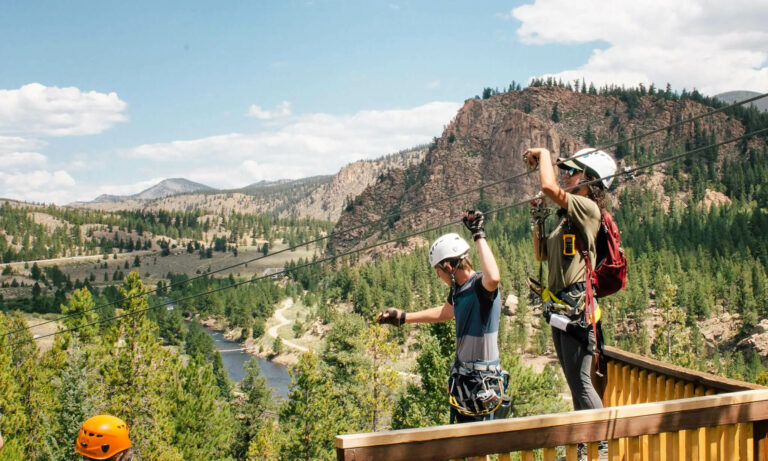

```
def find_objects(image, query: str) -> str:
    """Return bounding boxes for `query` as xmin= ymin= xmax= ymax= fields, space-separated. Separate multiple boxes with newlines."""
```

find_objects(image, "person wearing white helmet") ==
xmin=377 ymin=211 xmax=508 ymax=429
xmin=523 ymin=147 xmax=616 ymax=430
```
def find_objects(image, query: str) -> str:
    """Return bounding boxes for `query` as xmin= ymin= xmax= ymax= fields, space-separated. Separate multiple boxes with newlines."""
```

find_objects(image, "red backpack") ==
xmin=577 ymin=210 xmax=627 ymax=297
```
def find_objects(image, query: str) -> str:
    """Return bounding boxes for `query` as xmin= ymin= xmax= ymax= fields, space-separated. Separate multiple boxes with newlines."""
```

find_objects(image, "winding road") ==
xmin=267 ymin=298 xmax=308 ymax=352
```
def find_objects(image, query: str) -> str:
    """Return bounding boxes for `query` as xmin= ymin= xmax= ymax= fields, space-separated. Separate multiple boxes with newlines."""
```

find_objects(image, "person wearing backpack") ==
xmin=523 ymin=146 xmax=621 ymax=420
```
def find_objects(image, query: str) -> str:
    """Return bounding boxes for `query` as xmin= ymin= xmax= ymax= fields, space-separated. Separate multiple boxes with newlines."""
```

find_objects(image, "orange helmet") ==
xmin=75 ymin=415 xmax=131 ymax=460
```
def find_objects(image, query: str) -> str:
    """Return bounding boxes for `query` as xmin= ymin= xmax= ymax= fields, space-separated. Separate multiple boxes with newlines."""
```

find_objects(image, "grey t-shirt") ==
xmin=545 ymin=193 xmax=601 ymax=295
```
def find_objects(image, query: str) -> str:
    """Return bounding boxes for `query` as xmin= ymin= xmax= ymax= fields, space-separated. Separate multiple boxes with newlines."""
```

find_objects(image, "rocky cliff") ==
xmin=329 ymin=86 xmax=756 ymax=254
xmin=287 ymin=147 xmax=426 ymax=221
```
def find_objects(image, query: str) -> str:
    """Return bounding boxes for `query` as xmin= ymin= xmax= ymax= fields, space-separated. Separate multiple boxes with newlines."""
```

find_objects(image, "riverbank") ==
xmin=196 ymin=322 xmax=291 ymax=398
xmin=197 ymin=299 xmax=308 ymax=368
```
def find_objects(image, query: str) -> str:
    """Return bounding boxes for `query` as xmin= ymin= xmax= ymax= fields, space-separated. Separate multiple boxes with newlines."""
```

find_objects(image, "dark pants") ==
xmin=552 ymin=326 xmax=603 ymax=411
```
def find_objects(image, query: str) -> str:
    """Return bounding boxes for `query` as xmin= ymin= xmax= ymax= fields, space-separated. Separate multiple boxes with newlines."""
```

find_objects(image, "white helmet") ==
xmin=429 ymin=233 xmax=470 ymax=268
xmin=558 ymin=148 xmax=617 ymax=189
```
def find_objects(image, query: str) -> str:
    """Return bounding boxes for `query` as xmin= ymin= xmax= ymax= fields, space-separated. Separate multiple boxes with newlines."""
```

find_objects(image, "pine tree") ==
xmin=279 ymin=351 xmax=342 ymax=461
xmin=100 ymin=271 xmax=184 ymax=460
xmin=0 ymin=313 xmax=31 ymax=458
xmin=652 ymin=275 xmax=693 ymax=367
xmin=235 ymin=359 xmax=274 ymax=458
xmin=391 ymin=332 xmax=450 ymax=429
xmin=211 ymin=351 xmax=232 ymax=400
xmin=172 ymin=355 xmax=236 ymax=460
xmin=352 ymin=324 xmax=399 ymax=432
xmin=60 ymin=287 xmax=98 ymax=344
xmin=247 ymin=419 xmax=281 ymax=460
xmin=551 ymin=103 xmax=560 ymax=122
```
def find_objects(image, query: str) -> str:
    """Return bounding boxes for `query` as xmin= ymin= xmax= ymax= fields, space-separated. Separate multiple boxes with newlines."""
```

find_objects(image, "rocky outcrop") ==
xmin=329 ymin=86 xmax=755 ymax=255
xmin=287 ymin=147 xmax=426 ymax=221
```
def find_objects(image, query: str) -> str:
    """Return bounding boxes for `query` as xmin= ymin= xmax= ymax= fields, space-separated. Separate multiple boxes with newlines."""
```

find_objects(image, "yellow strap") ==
xmin=542 ymin=288 xmax=602 ymax=323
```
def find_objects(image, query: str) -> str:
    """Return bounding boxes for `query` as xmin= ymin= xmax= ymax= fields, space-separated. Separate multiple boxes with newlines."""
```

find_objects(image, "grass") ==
xmin=21 ymin=312 xmax=62 ymax=352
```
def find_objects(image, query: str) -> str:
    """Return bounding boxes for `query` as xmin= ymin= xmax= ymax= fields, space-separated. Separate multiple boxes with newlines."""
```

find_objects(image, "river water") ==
xmin=199 ymin=324 xmax=291 ymax=400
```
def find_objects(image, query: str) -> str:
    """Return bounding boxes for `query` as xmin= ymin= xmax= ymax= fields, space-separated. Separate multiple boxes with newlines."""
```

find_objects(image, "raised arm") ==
xmin=524 ymin=147 xmax=568 ymax=209
xmin=462 ymin=210 xmax=500 ymax=292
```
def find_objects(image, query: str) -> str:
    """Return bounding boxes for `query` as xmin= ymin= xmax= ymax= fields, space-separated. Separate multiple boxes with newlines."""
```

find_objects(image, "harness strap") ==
xmin=580 ymin=249 xmax=603 ymax=377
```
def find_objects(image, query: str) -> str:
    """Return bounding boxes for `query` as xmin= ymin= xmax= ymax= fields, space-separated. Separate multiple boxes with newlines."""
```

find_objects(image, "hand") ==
xmin=462 ymin=210 xmax=486 ymax=241
xmin=523 ymin=148 xmax=548 ymax=170
xmin=377 ymin=308 xmax=406 ymax=326
xmin=529 ymin=197 xmax=545 ymax=209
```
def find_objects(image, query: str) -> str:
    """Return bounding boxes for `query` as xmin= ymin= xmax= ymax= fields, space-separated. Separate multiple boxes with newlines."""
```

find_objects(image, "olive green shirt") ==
xmin=545 ymin=193 xmax=601 ymax=295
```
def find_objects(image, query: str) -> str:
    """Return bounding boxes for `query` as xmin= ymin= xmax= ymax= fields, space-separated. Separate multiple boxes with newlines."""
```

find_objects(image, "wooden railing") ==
xmin=336 ymin=390 xmax=768 ymax=460
xmin=601 ymin=346 xmax=764 ymax=406
xmin=336 ymin=347 xmax=768 ymax=460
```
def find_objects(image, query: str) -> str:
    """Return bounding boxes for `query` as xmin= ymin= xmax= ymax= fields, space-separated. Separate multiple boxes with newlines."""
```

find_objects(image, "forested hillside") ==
xmin=0 ymin=204 xmax=332 ymax=264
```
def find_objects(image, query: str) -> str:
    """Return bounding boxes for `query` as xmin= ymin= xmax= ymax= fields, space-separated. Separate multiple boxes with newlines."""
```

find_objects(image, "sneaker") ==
xmin=577 ymin=443 xmax=587 ymax=461
xmin=597 ymin=440 xmax=608 ymax=459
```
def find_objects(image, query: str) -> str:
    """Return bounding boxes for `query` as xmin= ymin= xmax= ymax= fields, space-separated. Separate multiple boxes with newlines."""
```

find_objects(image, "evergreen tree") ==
xmin=352 ymin=324 xmax=399 ymax=432
xmin=551 ymin=103 xmax=560 ymax=122
xmin=652 ymin=275 xmax=693 ymax=367
xmin=391 ymin=332 xmax=450 ymax=429
xmin=60 ymin=287 xmax=98 ymax=344
xmin=172 ymin=355 xmax=236 ymax=460
xmin=100 ymin=271 xmax=184 ymax=460
xmin=235 ymin=359 xmax=274 ymax=458
xmin=279 ymin=352 xmax=342 ymax=461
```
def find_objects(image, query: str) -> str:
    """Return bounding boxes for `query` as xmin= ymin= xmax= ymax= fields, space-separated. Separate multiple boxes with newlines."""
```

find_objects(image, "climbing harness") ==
xmin=448 ymin=360 xmax=510 ymax=417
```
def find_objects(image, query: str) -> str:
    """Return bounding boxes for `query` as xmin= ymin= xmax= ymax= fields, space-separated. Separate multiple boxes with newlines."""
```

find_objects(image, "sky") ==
xmin=1 ymin=0 xmax=766 ymax=205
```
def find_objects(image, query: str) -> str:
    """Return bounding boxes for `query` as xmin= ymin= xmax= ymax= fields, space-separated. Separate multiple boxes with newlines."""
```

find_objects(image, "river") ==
xmin=198 ymin=324 xmax=292 ymax=400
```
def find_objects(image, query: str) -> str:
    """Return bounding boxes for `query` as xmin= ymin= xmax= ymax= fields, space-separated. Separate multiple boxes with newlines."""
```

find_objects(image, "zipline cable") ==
xmin=5 ymin=92 xmax=767 ymax=339
xmin=5 ymin=126 xmax=765 ymax=350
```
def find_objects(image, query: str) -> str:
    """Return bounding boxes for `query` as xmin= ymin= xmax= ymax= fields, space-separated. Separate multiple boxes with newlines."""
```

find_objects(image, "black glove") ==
xmin=541 ymin=300 xmax=553 ymax=323
xmin=462 ymin=210 xmax=486 ymax=241
xmin=377 ymin=308 xmax=406 ymax=326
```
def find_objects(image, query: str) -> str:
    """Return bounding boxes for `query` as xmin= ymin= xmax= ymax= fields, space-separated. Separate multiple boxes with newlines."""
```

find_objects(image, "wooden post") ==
xmin=606 ymin=360 xmax=617 ymax=406
xmin=621 ymin=364 xmax=631 ymax=405
xmin=542 ymin=447 xmax=556 ymax=461
xmin=738 ymin=422 xmax=754 ymax=461
xmin=630 ymin=367 xmax=639 ymax=405
xmin=753 ymin=420 xmax=768 ymax=461
xmin=565 ymin=444 xmax=579 ymax=460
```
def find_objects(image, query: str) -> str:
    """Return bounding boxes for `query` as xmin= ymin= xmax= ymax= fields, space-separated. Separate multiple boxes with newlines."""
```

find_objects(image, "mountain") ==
xmin=73 ymin=178 xmax=214 ymax=205
xmin=70 ymin=148 xmax=425 ymax=219
xmin=134 ymin=178 xmax=214 ymax=200
xmin=329 ymin=85 xmax=764 ymax=254
xmin=714 ymin=91 xmax=768 ymax=112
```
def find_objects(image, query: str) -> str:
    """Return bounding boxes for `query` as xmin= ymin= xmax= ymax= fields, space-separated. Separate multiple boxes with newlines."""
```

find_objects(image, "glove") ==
xmin=377 ymin=308 xmax=406 ymax=326
xmin=462 ymin=210 xmax=486 ymax=241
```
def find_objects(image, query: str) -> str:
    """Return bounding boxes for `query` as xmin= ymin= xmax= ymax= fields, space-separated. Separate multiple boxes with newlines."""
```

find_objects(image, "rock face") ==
xmin=288 ymin=147 xmax=426 ymax=221
xmin=329 ymin=86 xmax=754 ymax=254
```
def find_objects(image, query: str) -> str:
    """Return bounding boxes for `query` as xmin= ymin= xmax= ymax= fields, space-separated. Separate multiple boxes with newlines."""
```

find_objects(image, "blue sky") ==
xmin=1 ymin=0 xmax=766 ymax=204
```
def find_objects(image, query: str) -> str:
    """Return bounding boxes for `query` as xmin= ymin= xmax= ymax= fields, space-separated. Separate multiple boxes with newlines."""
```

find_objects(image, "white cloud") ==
xmin=511 ymin=0 xmax=768 ymax=94
xmin=426 ymin=80 xmax=441 ymax=90
xmin=0 ymin=83 xmax=128 ymax=137
xmin=0 ymin=152 xmax=48 ymax=170
xmin=125 ymin=101 xmax=460 ymax=187
xmin=0 ymin=135 xmax=47 ymax=154
xmin=0 ymin=169 xmax=76 ymax=204
xmin=246 ymin=101 xmax=292 ymax=120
